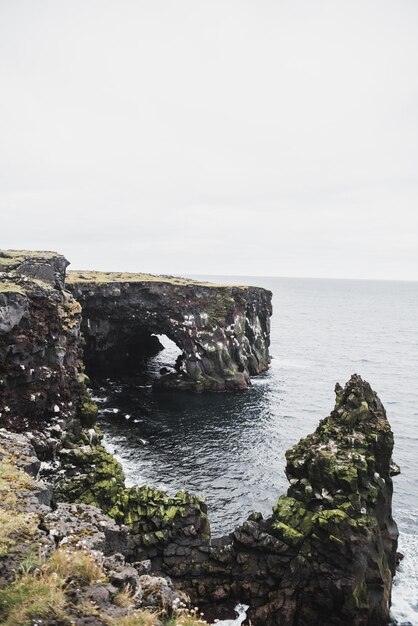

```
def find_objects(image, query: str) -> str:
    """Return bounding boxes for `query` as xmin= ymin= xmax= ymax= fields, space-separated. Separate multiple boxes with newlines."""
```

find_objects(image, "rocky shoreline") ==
xmin=0 ymin=250 xmax=400 ymax=625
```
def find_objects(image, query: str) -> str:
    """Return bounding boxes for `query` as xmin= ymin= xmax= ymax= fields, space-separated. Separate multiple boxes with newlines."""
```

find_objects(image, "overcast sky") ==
xmin=1 ymin=1 xmax=417 ymax=280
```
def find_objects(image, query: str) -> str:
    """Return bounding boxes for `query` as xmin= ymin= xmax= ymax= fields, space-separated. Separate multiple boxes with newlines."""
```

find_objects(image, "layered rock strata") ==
xmin=66 ymin=271 xmax=272 ymax=391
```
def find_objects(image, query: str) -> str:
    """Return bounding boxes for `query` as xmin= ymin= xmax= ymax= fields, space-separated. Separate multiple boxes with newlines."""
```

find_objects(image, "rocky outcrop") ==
xmin=1 ymin=251 xmax=272 ymax=397
xmin=55 ymin=374 xmax=399 ymax=625
xmin=0 ymin=429 xmax=195 ymax=626
xmin=66 ymin=271 xmax=272 ymax=391
xmin=117 ymin=375 xmax=398 ymax=626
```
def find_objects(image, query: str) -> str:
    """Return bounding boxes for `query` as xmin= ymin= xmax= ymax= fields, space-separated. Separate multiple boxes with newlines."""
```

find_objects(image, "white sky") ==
xmin=1 ymin=0 xmax=417 ymax=280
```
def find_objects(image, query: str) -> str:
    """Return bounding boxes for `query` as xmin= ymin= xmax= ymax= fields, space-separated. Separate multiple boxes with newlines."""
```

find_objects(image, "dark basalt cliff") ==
xmin=0 ymin=250 xmax=399 ymax=626
xmin=66 ymin=270 xmax=272 ymax=391
xmin=0 ymin=250 xmax=87 ymax=458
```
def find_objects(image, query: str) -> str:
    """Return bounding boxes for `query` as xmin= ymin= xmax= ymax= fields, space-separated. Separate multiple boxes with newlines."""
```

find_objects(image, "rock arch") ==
xmin=66 ymin=271 xmax=272 ymax=391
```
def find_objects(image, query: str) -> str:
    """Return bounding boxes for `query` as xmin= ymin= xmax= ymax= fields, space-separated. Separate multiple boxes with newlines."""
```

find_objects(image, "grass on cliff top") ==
xmin=0 ymin=275 xmax=55 ymax=295
xmin=0 ymin=249 xmax=63 ymax=271
xmin=66 ymin=269 xmax=246 ymax=289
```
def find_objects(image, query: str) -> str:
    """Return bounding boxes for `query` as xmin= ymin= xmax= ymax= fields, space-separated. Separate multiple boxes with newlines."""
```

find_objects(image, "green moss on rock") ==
xmin=55 ymin=442 xmax=126 ymax=512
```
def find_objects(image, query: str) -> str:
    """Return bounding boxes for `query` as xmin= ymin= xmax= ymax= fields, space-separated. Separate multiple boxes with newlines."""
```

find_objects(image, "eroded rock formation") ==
xmin=66 ymin=271 xmax=272 ymax=391
xmin=107 ymin=375 xmax=398 ymax=626
xmin=52 ymin=376 xmax=400 ymax=625
xmin=0 ymin=250 xmax=399 ymax=625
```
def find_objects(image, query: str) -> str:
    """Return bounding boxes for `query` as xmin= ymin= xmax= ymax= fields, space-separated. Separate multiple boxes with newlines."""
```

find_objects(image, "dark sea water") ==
xmin=92 ymin=276 xmax=418 ymax=625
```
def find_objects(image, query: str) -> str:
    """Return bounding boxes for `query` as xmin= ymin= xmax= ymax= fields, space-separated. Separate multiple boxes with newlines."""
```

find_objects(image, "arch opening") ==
xmin=82 ymin=318 xmax=184 ymax=383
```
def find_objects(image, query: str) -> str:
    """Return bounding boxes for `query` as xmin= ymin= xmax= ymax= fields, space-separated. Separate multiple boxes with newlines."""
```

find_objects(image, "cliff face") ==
xmin=0 ymin=250 xmax=86 ymax=458
xmin=66 ymin=271 xmax=272 ymax=391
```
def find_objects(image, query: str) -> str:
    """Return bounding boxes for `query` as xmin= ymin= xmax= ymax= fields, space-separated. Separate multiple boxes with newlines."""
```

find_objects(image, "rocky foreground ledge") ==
xmin=0 ymin=249 xmax=399 ymax=625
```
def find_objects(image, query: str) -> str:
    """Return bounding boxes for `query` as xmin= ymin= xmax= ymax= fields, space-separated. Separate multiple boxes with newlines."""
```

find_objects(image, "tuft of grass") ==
xmin=0 ymin=458 xmax=36 ymax=494
xmin=76 ymin=599 xmax=102 ymax=618
xmin=0 ymin=571 xmax=66 ymax=626
xmin=0 ymin=548 xmax=108 ymax=624
xmin=17 ymin=550 xmax=42 ymax=575
xmin=0 ymin=509 xmax=38 ymax=557
xmin=113 ymin=584 xmax=135 ymax=608
xmin=113 ymin=612 xmax=160 ymax=626
xmin=44 ymin=548 xmax=106 ymax=585
xmin=0 ymin=458 xmax=40 ymax=556
xmin=167 ymin=613 xmax=208 ymax=626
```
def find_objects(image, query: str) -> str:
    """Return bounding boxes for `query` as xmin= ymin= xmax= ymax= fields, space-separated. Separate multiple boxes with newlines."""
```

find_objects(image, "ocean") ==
xmin=92 ymin=276 xmax=418 ymax=625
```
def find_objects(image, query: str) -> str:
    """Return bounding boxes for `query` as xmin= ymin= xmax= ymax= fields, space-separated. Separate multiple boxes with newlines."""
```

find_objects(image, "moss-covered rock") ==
xmin=247 ymin=374 xmax=398 ymax=625
xmin=54 ymin=441 xmax=126 ymax=512
xmin=107 ymin=485 xmax=210 ymax=554
xmin=173 ymin=376 xmax=399 ymax=626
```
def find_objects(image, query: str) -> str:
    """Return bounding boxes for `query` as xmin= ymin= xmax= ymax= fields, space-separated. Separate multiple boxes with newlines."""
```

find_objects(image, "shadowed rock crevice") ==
xmin=66 ymin=271 xmax=272 ymax=391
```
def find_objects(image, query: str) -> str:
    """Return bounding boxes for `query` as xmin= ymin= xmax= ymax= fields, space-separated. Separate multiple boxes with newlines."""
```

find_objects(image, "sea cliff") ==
xmin=0 ymin=250 xmax=399 ymax=625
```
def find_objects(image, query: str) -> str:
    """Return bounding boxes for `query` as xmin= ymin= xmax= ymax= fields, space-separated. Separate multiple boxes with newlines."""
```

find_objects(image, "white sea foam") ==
xmin=90 ymin=394 xmax=108 ymax=403
xmin=391 ymin=514 xmax=418 ymax=626
xmin=213 ymin=604 xmax=249 ymax=626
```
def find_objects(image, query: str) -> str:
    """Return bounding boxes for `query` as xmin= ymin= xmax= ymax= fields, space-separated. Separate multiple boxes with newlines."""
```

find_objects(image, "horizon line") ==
xmin=187 ymin=272 xmax=418 ymax=284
